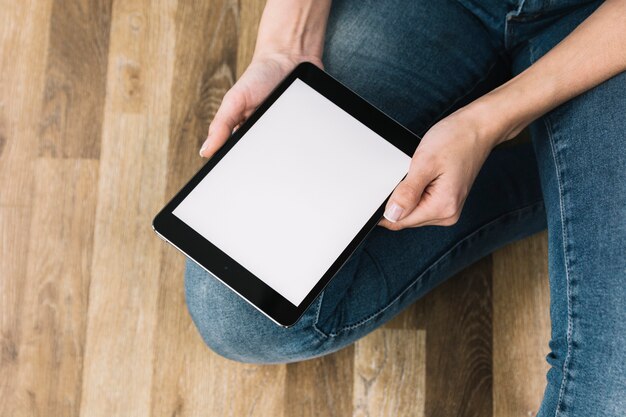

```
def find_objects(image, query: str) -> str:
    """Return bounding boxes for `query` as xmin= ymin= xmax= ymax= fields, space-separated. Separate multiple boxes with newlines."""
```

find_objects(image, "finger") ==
xmin=397 ymin=186 xmax=463 ymax=228
xmin=382 ymin=163 xmax=435 ymax=224
xmin=200 ymin=91 xmax=246 ymax=158
xmin=378 ymin=216 xmax=400 ymax=230
xmin=378 ymin=184 xmax=436 ymax=230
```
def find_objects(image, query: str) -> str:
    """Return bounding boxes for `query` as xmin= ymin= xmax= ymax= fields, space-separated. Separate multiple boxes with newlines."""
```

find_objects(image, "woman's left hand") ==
xmin=378 ymin=103 xmax=510 ymax=230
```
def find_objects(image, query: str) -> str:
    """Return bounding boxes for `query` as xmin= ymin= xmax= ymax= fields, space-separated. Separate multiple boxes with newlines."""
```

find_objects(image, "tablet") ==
xmin=153 ymin=62 xmax=418 ymax=327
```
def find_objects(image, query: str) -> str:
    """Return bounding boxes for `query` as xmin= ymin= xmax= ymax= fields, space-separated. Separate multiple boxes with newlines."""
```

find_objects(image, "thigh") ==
xmin=512 ymin=4 xmax=626 ymax=416
xmin=322 ymin=0 xmax=509 ymax=135
xmin=184 ymin=0 xmax=548 ymax=364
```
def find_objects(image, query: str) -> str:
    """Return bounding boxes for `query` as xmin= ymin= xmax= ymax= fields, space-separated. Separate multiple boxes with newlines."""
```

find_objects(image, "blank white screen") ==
xmin=173 ymin=79 xmax=411 ymax=306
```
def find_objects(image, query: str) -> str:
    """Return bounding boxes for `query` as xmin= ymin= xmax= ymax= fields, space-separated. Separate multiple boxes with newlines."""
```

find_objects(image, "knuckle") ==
xmin=438 ymin=195 xmax=461 ymax=219
xmin=225 ymin=88 xmax=244 ymax=106
xmin=208 ymin=122 xmax=222 ymax=137
xmin=395 ymin=182 xmax=421 ymax=203
xmin=413 ymin=150 xmax=440 ymax=170
xmin=221 ymin=92 xmax=236 ymax=109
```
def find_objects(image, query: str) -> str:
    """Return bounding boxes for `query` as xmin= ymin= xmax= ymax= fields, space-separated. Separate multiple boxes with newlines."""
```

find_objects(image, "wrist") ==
xmin=254 ymin=36 xmax=324 ymax=61
xmin=254 ymin=0 xmax=331 ymax=61
xmin=458 ymin=89 xmax=529 ymax=148
xmin=450 ymin=98 xmax=513 ymax=150
xmin=252 ymin=47 xmax=323 ymax=67
xmin=249 ymin=49 xmax=325 ymax=76
xmin=465 ymin=68 xmax=561 ymax=145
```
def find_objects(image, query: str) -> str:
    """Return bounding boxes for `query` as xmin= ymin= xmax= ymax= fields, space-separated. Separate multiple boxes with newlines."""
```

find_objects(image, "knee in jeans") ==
xmin=184 ymin=261 xmax=325 ymax=364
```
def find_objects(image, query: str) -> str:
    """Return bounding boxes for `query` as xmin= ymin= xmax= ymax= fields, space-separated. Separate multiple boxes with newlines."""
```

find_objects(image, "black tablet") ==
xmin=153 ymin=62 xmax=419 ymax=327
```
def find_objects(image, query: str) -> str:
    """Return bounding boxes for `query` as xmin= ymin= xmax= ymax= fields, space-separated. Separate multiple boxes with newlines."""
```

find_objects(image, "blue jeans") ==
xmin=185 ymin=0 xmax=626 ymax=415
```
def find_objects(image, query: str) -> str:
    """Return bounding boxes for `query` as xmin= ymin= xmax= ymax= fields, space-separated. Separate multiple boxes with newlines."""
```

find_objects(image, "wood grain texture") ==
xmin=165 ymin=0 xmax=239 ymax=197
xmin=200 ymin=355 xmax=286 ymax=417
xmin=423 ymin=257 xmax=494 ymax=417
xmin=39 ymin=0 xmax=112 ymax=159
xmin=0 ymin=1 xmax=54 ymax=414
xmin=236 ymin=0 xmax=265 ymax=77
xmin=0 ymin=0 xmax=52 ymax=205
xmin=384 ymin=298 xmax=426 ymax=330
xmin=286 ymin=346 xmax=354 ymax=417
xmin=78 ymin=0 xmax=177 ymax=415
xmin=493 ymin=233 xmax=550 ymax=417
xmin=0 ymin=207 xmax=33 ymax=417
xmin=353 ymin=329 xmax=426 ymax=417
xmin=11 ymin=159 xmax=98 ymax=417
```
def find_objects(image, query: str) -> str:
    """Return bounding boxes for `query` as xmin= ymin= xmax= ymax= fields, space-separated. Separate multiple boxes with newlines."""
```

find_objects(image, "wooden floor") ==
xmin=0 ymin=1 xmax=551 ymax=416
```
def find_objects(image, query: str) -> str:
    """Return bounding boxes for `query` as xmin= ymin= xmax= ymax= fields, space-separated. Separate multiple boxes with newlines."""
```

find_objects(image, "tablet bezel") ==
xmin=153 ymin=62 xmax=419 ymax=327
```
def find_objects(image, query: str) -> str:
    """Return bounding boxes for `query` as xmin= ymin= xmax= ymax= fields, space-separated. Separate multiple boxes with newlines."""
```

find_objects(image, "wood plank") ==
xmin=39 ymin=0 xmax=112 ymax=159
xmin=423 ymin=257 xmax=493 ymax=417
xmin=0 ymin=0 xmax=52 ymax=202
xmin=236 ymin=0 xmax=265 ymax=77
xmin=164 ymin=0 xmax=239 ymax=197
xmin=0 ymin=207 xmax=33 ymax=416
xmin=384 ymin=300 xmax=426 ymax=330
xmin=6 ymin=3 xmax=112 ymax=409
xmin=493 ymin=233 xmax=550 ymax=417
xmin=0 ymin=1 xmax=54 ymax=414
xmin=200 ymin=354 xmax=286 ymax=417
xmin=10 ymin=159 xmax=98 ymax=417
xmin=285 ymin=346 xmax=354 ymax=417
xmin=353 ymin=329 xmax=426 ymax=417
xmin=78 ymin=0 xmax=178 ymax=415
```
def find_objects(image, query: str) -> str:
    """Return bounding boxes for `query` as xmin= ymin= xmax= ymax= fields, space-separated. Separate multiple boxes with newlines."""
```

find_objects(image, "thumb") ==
xmin=383 ymin=168 xmax=432 ymax=223
xmin=200 ymin=90 xmax=246 ymax=158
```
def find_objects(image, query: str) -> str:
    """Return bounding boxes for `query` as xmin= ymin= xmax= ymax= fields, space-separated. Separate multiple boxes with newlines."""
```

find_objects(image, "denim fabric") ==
xmin=184 ymin=0 xmax=626 ymax=415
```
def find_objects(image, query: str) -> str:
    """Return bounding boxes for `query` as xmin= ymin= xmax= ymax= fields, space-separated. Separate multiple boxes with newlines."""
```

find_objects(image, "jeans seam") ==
xmin=312 ymin=291 xmax=329 ymax=340
xmin=505 ymin=0 xmax=527 ymax=49
xmin=314 ymin=200 xmax=544 ymax=338
xmin=544 ymin=115 xmax=575 ymax=417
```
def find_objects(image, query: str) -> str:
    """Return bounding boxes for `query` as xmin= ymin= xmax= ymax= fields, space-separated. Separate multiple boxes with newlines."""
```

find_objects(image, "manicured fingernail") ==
xmin=383 ymin=202 xmax=403 ymax=222
xmin=199 ymin=137 xmax=210 ymax=157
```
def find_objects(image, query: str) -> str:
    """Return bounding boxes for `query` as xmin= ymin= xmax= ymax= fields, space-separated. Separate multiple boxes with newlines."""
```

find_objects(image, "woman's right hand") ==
xmin=199 ymin=52 xmax=324 ymax=158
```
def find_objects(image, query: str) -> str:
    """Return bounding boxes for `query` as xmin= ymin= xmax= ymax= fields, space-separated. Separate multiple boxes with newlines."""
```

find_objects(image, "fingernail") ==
xmin=199 ymin=137 xmax=210 ymax=157
xmin=383 ymin=202 xmax=403 ymax=223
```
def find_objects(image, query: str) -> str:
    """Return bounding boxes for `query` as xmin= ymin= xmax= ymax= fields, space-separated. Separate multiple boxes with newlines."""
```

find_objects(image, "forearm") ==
xmin=253 ymin=0 xmax=332 ymax=59
xmin=473 ymin=0 xmax=626 ymax=144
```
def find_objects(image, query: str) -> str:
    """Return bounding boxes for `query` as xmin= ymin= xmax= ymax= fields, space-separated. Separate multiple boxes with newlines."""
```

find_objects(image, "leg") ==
xmin=185 ymin=0 xmax=546 ymax=363
xmin=320 ymin=0 xmax=511 ymax=136
xmin=511 ymin=3 xmax=626 ymax=415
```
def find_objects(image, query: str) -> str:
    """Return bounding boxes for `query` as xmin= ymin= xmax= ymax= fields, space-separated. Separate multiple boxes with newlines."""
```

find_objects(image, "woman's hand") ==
xmin=199 ymin=0 xmax=332 ymax=158
xmin=378 ymin=104 xmax=508 ymax=230
xmin=378 ymin=0 xmax=626 ymax=231
xmin=199 ymin=52 xmax=324 ymax=158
